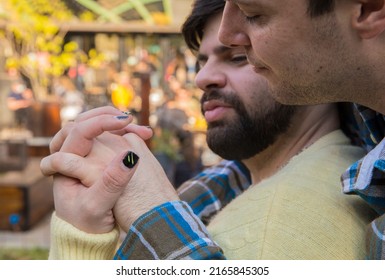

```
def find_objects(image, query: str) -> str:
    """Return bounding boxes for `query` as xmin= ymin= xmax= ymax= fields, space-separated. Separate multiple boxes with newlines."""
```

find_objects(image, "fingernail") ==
xmin=121 ymin=111 xmax=131 ymax=115
xmin=123 ymin=151 xmax=139 ymax=168
xmin=115 ymin=115 xmax=129 ymax=120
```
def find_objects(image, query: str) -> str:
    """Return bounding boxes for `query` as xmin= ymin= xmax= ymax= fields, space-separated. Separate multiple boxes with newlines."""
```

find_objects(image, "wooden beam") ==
xmin=75 ymin=0 xmax=122 ymax=22
xmin=129 ymin=0 xmax=154 ymax=24
xmin=162 ymin=0 xmax=173 ymax=23
xmin=110 ymin=0 xmax=160 ymax=16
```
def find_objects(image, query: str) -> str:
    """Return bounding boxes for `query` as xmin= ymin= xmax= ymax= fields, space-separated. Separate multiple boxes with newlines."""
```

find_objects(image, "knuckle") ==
xmin=65 ymin=157 xmax=81 ymax=174
xmin=123 ymin=133 xmax=145 ymax=148
xmin=49 ymin=122 xmax=75 ymax=152
xmin=124 ymin=132 xmax=140 ymax=141
xmin=50 ymin=154 xmax=65 ymax=170
xmin=102 ymin=168 xmax=124 ymax=194
xmin=52 ymin=153 xmax=79 ymax=173
xmin=70 ymin=125 xmax=82 ymax=137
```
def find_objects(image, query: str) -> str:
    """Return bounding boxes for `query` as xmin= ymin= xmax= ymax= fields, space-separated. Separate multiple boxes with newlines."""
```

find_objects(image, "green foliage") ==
xmin=0 ymin=0 xmax=106 ymax=100
xmin=0 ymin=247 xmax=49 ymax=260
xmin=0 ymin=0 xmax=75 ymax=99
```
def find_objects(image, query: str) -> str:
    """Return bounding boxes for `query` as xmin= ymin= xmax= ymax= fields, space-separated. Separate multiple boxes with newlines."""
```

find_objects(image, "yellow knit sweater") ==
xmin=49 ymin=214 xmax=120 ymax=259
xmin=207 ymin=130 xmax=376 ymax=259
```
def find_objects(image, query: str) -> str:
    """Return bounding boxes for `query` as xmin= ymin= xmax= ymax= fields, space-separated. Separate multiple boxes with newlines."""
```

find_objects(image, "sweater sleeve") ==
xmin=49 ymin=212 xmax=120 ymax=260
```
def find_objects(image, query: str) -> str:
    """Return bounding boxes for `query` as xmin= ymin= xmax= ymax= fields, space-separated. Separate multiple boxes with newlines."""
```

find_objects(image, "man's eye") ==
xmin=231 ymin=56 xmax=247 ymax=63
xmin=245 ymin=15 xmax=261 ymax=23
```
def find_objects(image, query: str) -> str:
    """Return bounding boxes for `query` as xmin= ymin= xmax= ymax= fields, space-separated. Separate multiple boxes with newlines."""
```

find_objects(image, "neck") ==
xmin=346 ymin=44 xmax=385 ymax=115
xmin=242 ymin=104 xmax=340 ymax=185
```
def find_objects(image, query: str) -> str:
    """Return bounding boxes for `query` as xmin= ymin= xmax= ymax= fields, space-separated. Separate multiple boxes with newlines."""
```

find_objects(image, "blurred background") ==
xmin=0 ymin=0 xmax=220 ymax=259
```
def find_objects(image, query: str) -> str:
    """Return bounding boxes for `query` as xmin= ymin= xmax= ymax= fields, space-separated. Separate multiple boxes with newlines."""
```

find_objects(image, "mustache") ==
xmin=200 ymin=90 xmax=241 ymax=114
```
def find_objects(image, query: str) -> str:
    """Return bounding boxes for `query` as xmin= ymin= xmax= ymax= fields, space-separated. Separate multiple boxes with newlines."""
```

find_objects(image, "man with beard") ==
xmin=41 ymin=0 xmax=375 ymax=259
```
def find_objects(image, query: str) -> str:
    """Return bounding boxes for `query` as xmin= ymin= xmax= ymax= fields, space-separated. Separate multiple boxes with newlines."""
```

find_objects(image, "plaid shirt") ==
xmin=114 ymin=160 xmax=251 ymax=259
xmin=176 ymin=160 xmax=251 ymax=224
xmin=341 ymin=104 xmax=385 ymax=259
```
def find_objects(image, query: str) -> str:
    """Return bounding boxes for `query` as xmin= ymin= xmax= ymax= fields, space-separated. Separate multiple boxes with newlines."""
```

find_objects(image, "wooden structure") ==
xmin=62 ymin=0 xmax=193 ymax=33
xmin=0 ymin=158 xmax=53 ymax=231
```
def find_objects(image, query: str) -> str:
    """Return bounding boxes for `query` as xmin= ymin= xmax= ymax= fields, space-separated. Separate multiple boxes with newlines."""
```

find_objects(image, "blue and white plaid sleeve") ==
xmin=114 ymin=201 xmax=225 ymax=260
xmin=178 ymin=160 xmax=251 ymax=223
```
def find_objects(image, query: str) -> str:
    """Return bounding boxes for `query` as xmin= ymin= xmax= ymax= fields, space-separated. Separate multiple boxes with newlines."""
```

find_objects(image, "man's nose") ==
xmin=219 ymin=2 xmax=251 ymax=48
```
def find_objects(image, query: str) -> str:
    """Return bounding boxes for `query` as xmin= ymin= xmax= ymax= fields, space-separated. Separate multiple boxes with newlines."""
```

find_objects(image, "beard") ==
xmin=201 ymin=89 xmax=297 ymax=161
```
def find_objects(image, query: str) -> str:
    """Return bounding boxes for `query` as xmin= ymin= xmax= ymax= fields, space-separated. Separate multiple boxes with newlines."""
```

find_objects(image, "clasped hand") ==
xmin=40 ymin=106 xmax=179 ymax=234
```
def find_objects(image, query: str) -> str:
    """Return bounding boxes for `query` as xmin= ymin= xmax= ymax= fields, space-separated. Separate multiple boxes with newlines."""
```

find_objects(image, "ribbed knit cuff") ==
xmin=49 ymin=212 xmax=120 ymax=260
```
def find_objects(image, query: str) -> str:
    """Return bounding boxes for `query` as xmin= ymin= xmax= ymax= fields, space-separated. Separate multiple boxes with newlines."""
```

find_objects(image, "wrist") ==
xmin=55 ymin=209 xmax=116 ymax=234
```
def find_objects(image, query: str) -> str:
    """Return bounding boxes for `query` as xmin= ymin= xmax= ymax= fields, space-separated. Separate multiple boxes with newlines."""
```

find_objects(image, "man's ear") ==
xmin=352 ymin=0 xmax=385 ymax=39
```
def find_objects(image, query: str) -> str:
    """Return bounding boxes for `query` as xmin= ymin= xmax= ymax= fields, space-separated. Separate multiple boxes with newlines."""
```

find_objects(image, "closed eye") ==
xmin=245 ymin=15 xmax=262 ymax=24
xmin=231 ymin=55 xmax=248 ymax=63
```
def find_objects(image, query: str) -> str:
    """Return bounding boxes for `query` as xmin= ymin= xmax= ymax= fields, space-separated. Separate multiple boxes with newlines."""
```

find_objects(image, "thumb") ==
xmin=89 ymin=150 xmax=140 ymax=210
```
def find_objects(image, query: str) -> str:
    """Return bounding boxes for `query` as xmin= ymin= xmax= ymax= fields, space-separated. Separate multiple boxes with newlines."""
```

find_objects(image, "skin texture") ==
xmin=218 ymin=0 xmax=385 ymax=112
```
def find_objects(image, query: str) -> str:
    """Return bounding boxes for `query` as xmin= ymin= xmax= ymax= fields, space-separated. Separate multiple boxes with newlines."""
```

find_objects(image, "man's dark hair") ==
xmin=181 ymin=0 xmax=225 ymax=52
xmin=308 ymin=0 xmax=334 ymax=17
xmin=182 ymin=0 xmax=334 ymax=51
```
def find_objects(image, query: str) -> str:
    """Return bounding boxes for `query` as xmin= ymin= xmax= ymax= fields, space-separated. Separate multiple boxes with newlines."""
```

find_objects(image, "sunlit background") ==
xmin=0 ymin=0 xmax=220 ymax=259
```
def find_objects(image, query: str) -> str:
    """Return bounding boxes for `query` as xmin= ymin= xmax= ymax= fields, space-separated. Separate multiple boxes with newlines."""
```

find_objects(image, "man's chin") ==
xmin=206 ymin=120 xmax=226 ymax=130
xmin=206 ymin=126 xmax=226 ymax=140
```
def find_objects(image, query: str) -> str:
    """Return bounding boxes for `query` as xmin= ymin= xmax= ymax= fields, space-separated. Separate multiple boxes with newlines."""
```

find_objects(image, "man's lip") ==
xmin=203 ymin=100 xmax=232 ymax=112
xmin=202 ymin=100 xmax=233 ymax=122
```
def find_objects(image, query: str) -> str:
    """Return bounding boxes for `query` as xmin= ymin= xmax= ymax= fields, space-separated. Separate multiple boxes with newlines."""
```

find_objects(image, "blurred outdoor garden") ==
xmin=0 ymin=0 xmax=219 ymax=259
